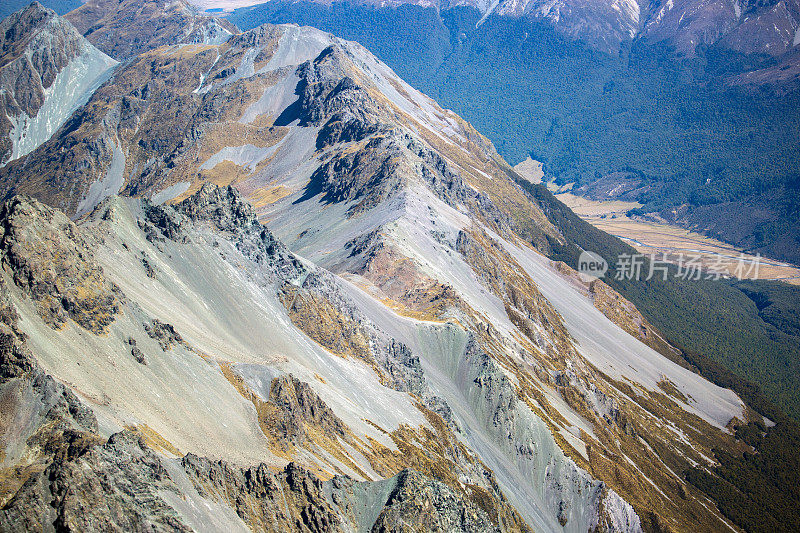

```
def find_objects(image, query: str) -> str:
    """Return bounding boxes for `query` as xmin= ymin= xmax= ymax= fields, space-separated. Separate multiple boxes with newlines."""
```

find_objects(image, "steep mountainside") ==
xmin=230 ymin=2 xmax=800 ymax=266
xmin=65 ymin=0 xmax=237 ymax=59
xmin=0 ymin=2 xmax=116 ymax=167
xmin=0 ymin=191 xmax=533 ymax=532
xmin=1 ymin=5 xmax=787 ymax=529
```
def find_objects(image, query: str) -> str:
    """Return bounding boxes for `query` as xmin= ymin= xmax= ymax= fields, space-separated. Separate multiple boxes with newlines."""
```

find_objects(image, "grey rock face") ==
xmin=268 ymin=374 xmax=351 ymax=444
xmin=295 ymin=45 xmax=383 ymax=148
xmin=173 ymin=183 xmax=305 ymax=279
xmin=1 ymin=430 xmax=192 ymax=533
xmin=65 ymin=0 xmax=236 ymax=60
xmin=331 ymin=468 xmax=502 ymax=533
xmin=0 ymin=191 xmax=523 ymax=533
xmin=0 ymin=2 xmax=115 ymax=166
xmin=0 ymin=3 xmax=79 ymax=115
xmin=144 ymin=319 xmax=186 ymax=351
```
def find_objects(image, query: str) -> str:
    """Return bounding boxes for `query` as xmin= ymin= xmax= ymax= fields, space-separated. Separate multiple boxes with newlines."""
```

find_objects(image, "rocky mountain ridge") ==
xmin=0 ymin=261 xmax=511 ymax=533
xmin=0 ymin=3 xmax=775 ymax=532
xmin=0 ymin=186 xmax=637 ymax=531
xmin=66 ymin=0 xmax=237 ymax=59
xmin=228 ymin=0 xmax=800 ymax=269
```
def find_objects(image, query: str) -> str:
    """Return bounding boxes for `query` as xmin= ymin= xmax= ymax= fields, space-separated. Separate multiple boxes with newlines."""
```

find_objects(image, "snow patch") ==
xmin=476 ymin=0 xmax=502 ymax=27
xmin=193 ymin=52 xmax=220 ymax=94
xmin=651 ymin=0 xmax=675 ymax=25
xmin=612 ymin=0 xmax=641 ymax=37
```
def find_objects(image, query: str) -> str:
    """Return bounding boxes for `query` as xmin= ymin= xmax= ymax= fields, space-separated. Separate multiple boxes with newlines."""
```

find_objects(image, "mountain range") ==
xmin=0 ymin=2 xmax=799 ymax=532
xmin=228 ymin=0 xmax=800 ymax=265
xmin=234 ymin=0 xmax=800 ymax=57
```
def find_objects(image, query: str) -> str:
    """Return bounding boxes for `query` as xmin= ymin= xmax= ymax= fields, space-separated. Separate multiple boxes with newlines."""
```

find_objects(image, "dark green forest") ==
xmin=511 ymin=174 xmax=800 ymax=420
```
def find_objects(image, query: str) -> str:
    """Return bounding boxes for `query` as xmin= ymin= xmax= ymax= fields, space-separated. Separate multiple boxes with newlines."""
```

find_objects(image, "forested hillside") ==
xmin=511 ymin=175 xmax=800 ymax=421
xmin=513 ymin=175 xmax=800 ymax=532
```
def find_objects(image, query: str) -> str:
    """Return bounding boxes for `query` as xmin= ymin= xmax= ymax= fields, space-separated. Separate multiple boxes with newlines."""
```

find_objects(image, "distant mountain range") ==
xmin=222 ymin=0 xmax=800 ymax=60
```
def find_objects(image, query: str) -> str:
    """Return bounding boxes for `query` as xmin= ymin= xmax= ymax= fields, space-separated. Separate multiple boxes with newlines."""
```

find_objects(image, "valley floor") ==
xmin=515 ymin=160 xmax=800 ymax=285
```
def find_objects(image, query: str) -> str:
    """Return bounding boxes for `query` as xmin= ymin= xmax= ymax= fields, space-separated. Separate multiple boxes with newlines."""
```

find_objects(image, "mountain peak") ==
xmin=1 ymin=2 xmax=74 ymax=69
xmin=174 ymin=182 xmax=259 ymax=232
xmin=65 ymin=0 xmax=237 ymax=59
xmin=0 ymin=3 xmax=116 ymax=167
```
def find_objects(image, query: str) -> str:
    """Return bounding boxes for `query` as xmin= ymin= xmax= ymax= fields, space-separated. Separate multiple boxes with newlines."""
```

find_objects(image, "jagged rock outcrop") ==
xmin=144 ymin=319 xmax=186 ymax=351
xmin=181 ymin=457 xmax=507 ymax=533
xmin=294 ymin=45 xmax=383 ymax=148
xmin=268 ymin=375 xmax=350 ymax=444
xmin=175 ymin=182 xmax=262 ymax=233
xmin=171 ymin=183 xmax=306 ymax=281
xmin=1 ymin=430 xmax=191 ymax=532
xmin=0 ymin=196 xmax=119 ymax=333
xmin=358 ymin=469 xmax=501 ymax=532
xmin=181 ymin=457 xmax=344 ymax=532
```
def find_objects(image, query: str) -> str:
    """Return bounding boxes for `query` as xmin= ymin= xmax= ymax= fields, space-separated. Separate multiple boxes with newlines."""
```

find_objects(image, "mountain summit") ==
xmin=0 ymin=2 xmax=116 ymax=167
xmin=65 ymin=0 xmax=237 ymax=59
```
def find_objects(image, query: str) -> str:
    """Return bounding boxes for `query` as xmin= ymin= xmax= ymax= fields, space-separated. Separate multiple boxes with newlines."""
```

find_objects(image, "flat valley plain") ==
xmin=515 ymin=158 xmax=800 ymax=285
